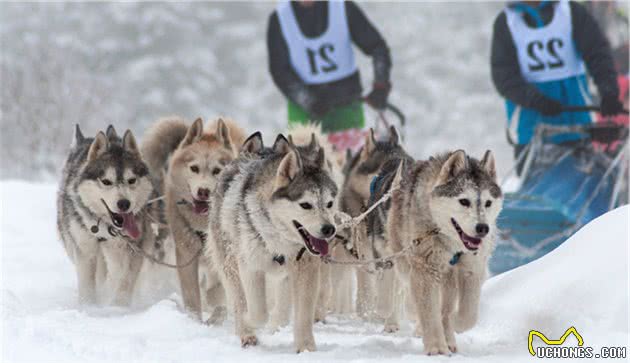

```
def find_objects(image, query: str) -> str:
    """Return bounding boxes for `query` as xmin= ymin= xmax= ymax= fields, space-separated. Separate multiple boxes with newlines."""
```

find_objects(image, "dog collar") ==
xmin=449 ymin=251 xmax=463 ymax=266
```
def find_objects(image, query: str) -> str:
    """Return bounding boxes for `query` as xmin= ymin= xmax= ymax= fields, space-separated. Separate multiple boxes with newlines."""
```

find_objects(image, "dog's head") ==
xmin=427 ymin=150 xmax=503 ymax=253
xmin=76 ymin=126 xmax=152 ymax=240
xmin=169 ymin=118 xmax=238 ymax=215
xmin=269 ymin=140 xmax=338 ymax=257
xmin=346 ymin=126 xmax=407 ymax=200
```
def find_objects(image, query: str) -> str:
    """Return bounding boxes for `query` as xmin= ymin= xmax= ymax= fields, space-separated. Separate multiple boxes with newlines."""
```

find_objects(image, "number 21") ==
xmin=306 ymin=43 xmax=338 ymax=75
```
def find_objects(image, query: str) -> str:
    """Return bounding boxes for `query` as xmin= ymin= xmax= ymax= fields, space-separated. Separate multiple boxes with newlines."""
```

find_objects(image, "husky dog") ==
xmin=57 ymin=125 xmax=158 ymax=306
xmin=205 ymin=134 xmax=339 ymax=352
xmin=372 ymin=150 xmax=502 ymax=355
xmin=340 ymin=126 xmax=409 ymax=317
xmin=141 ymin=116 xmax=246 ymax=320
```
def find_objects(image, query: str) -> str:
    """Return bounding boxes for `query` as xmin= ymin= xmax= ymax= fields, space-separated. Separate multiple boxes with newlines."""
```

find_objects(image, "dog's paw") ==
xmin=295 ymin=342 xmax=316 ymax=353
xmin=240 ymin=335 xmax=258 ymax=348
xmin=448 ymin=343 xmax=458 ymax=354
xmin=383 ymin=323 xmax=399 ymax=333
xmin=423 ymin=340 xmax=450 ymax=356
xmin=205 ymin=306 xmax=227 ymax=326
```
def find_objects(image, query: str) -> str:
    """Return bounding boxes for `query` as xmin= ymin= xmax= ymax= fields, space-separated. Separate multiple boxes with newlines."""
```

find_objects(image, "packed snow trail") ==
xmin=1 ymin=181 xmax=628 ymax=362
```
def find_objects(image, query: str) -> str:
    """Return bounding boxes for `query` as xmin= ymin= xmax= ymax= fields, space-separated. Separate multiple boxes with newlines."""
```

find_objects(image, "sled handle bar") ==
xmin=562 ymin=105 xmax=629 ymax=115
xmin=361 ymin=97 xmax=406 ymax=127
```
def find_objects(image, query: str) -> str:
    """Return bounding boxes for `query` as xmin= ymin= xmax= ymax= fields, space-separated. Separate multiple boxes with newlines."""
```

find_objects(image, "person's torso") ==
xmin=277 ymin=0 xmax=357 ymax=85
xmin=505 ymin=1 xmax=585 ymax=83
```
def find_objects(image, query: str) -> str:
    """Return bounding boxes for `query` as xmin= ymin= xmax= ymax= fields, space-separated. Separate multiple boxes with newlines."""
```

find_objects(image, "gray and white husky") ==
xmin=204 ymin=134 xmax=339 ymax=352
xmin=369 ymin=150 xmax=502 ymax=355
xmin=57 ymin=125 xmax=161 ymax=306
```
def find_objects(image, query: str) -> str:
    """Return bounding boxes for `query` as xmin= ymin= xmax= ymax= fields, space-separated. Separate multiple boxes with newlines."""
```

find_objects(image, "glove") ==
xmin=600 ymin=95 xmax=624 ymax=117
xmin=535 ymin=96 xmax=563 ymax=116
xmin=365 ymin=81 xmax=391 ymax=110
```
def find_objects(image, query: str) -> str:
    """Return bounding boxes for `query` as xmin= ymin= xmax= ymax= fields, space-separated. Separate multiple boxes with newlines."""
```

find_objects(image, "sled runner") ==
xmin=491 ymin=109 xmax=629 ymax=274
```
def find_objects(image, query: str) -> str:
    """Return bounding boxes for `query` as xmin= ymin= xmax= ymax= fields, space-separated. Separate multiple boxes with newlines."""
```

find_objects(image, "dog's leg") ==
xmin=356 ymin=270 xmax=375 ymax=319
xmin=175 ymin=241 xmax=201 ymax=320
xmin=441 ymin=269 xmax=458 ymax=353
xmin=113 ymin=247 xmax=144 ymax=306
xmin=75 ymin=253 xmax=97 ymax=305
xmin=381 ymin=270 xmax=401 ymax=333
xmin=454 ymin=266 xmax=483 ymax=333
xmin=268 ymin=276 xmax=290 ymax=332
xmin=242 ymin=270 xmax=268 ymax=327
xmin=315 ymin=262 xmax=331 ymax=323
xmin=291 ymin=255 xmax=320 ymax=353
xmin=205 ymin=270 xmax=227 ymax=325
xmin=410 ymin=266 xmax=449 ymax=355
xmin=223 ymin=254 xmax=257 ymax=347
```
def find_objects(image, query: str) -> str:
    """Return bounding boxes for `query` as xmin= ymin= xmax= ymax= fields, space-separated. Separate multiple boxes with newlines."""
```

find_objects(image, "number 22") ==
xmin=527 ymin=38 xmax=564 ymax=71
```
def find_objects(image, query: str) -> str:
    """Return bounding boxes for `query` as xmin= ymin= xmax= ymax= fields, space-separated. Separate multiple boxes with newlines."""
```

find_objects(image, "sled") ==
xmin=491 ymin=118 xmax=629 ymax=274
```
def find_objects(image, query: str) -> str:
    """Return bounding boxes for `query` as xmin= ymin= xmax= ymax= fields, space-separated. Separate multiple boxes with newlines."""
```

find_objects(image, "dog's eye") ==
xmin=458 ymin=198 xmax=471 ymax=207
xmin=485 ymin=200 xmax=492 ymax=208
xmin=212 ymin=167 xmax=221 ymax=176
xmin=326 ymin=201 xmax=333 ymax=209
xmin=299 ymin=202 xmax=313 ymax=210
xmin=101 ymin=179 xmax=112 ymax=186
xmin=128 ymin=178 xmax=136 ymax=185
xmin=190 ymin=165 xmax=199 ymax=173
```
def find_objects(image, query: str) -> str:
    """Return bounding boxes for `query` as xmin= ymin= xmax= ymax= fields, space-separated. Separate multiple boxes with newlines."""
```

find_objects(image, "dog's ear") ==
xmin=273 ymin=134 xmax=291 ymax=155
xmin=122 ymin=130 xmax=140 ymax=157
xmin=480 ymin=150 xmax=497 ymax=181
xmin=361 ymin=128 xmax=376 ymax=160
xmin=182 ymin=118 xmax=203 ymax=146
xmin=87 ymin=132 xmax=108 ymax=162
xmin=388 ymin=126 xmax=399 ymax=146
xmin=274 ymin=149 xmax=302 ymax=190
xmin=314 ymin=144 xmax=325 ymax=169
xmin=106 ymin=125 xmax=118 ymax=141
xmin=216 ymin=118 xmax=234 ymax=151
xmin=436 ymin=150 xmax=467 ymax=185
xmin=308 ymin=133 xmax=320 ymax=151
xmin=241 ymin=131 xmax=263 ymax=155
xmin=72 ymin=124 xmax=85 ymax=148
xmin=392 ymin=159 xmax=406 ymax=190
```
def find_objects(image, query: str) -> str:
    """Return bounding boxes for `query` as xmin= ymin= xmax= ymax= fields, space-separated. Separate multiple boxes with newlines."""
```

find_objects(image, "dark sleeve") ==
xmin=345 ymin=1 xmax=391 ymax=84
xmin=267 ymin=11 xmax=313 ymax=109
xmin=570 ymin=1 xmax=619 ymax=99
xmin=490 ymin=12 xmax=550 ymax=108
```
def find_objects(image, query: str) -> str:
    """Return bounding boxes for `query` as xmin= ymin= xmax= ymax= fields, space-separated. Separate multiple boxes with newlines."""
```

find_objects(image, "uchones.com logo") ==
xmin=528 ymin=327 xmax=627 ymax=359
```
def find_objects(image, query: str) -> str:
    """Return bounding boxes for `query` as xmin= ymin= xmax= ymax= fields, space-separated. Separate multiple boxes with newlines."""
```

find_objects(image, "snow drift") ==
xmin=1 ymin=181 xmax=628 ymax=362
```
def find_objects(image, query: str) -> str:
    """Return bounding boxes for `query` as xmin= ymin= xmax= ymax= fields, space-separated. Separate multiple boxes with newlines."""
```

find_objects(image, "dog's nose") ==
xmin=321 ymin=224 xmax=336 ymax=239
xmin=197 ymin=188 xmax=210 ymax=200
xmin=475 ymin=223 xmax=489 ymax=237
xmin=117 ymin=199 xmax=131 ymax=212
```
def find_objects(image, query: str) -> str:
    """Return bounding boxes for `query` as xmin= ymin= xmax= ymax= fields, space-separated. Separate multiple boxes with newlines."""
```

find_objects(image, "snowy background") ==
xmin=0 ymin=1 xmax=511 ymax=180
xmin=1 ymin=2 xmax=628 ymax=362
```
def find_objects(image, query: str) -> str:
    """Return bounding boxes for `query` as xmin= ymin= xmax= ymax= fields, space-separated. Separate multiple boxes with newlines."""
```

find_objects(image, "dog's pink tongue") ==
xmin=193 ymin=201 xmax=209 ymax=215
xmin=309 ymin=236 xmax=329 ymax=256
xmin=122 ymin=213 xmax=141 ymax=240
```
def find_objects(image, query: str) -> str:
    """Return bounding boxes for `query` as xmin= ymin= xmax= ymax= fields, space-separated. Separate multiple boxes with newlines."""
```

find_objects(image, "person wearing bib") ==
xmin=267 ymin=0 xmax=391 ymax=152
xmin=491 ymin=1 xmax=623 ymax=173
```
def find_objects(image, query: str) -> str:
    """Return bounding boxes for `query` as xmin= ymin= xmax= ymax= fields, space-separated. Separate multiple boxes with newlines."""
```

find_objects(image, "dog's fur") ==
xmin=141 ymin=116 xmax=246 ymax=320
xmin=204 ymin=134 xmax=339 ymax=352
xmin=371 ymin=150 xmax=502 ymax=355
xmin=58 ymin=125 xmax=159 ymax=306
xmin=339 ymin=126 xmax=409 ymax=317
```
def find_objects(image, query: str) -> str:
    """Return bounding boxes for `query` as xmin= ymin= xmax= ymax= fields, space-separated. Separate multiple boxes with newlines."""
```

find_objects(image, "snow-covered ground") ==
xmin=1 ymin=181 xmax=628 ymax=362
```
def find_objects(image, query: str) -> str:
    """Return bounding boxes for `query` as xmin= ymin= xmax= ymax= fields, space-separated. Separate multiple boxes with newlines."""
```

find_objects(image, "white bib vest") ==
xmin=505 ymin=0 xmax=585 ymax=83
xmin=277 ymin=0 xmax=357 ymax=85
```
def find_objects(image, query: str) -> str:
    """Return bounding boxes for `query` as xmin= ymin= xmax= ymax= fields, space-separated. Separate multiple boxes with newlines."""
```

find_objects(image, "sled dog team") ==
xmin=57 ymin=117 xmax=503 ymax=355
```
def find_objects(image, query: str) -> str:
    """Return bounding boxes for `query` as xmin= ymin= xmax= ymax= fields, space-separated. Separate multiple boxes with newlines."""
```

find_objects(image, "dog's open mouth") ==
xmin=451 ymin=218 xmax=481 ymax=251
xmin=101 ymin=199 xmax=141 ymax=240
xmin=192 ymin=199 xmax=209 ymax=215
xmin=292 ymin=221 xmax=329 ymax=256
